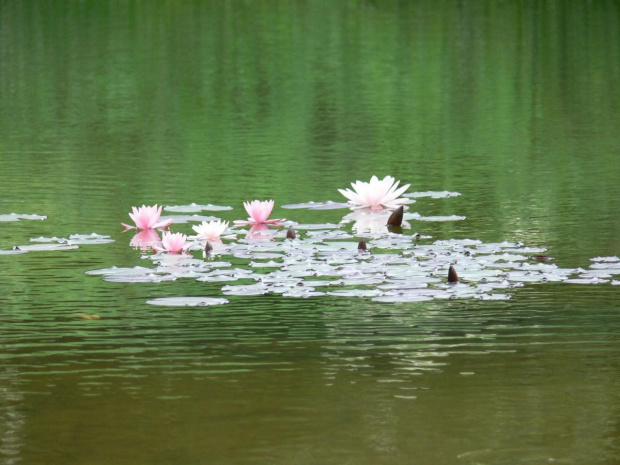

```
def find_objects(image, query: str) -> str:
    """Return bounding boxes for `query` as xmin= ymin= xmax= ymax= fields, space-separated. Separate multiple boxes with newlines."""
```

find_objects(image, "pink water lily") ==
xmin=234 ymin=200 xmax=284 ymax=226
xmin=156 ymin=231 xmax=191 ymax=254
xmin=122 ymin=204 xmax=172 ymax=230
xmin=338 ymin=175 xmax=410 ymax=210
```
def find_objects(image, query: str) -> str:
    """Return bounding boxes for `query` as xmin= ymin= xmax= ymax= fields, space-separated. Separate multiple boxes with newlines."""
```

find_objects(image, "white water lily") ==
xmin=338 ymin=175 xmax=410 ymax=210
xmin=192 ymin=219 xmax=229 ymax=241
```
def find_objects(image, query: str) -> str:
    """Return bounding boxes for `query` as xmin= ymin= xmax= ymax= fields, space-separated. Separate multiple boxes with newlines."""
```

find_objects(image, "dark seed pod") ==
xmin=286 ymin=226 xmax=296 ymax=240
xmin=358 ymin=239 xmax=367 ymax=251
xmin=205 ymin=241 xmax=213 ymax=254
xmin=448 ymin=265 xmax=459 ymax=283
xmin=386 ymin=206 xmax=404 ymax=227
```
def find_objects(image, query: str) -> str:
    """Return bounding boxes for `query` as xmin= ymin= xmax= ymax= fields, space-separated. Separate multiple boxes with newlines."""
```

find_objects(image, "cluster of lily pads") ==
xmin=3 ymin=176 xmax=619 ymax=306
xmin=99 ymin=176 xmax=619 ymax=306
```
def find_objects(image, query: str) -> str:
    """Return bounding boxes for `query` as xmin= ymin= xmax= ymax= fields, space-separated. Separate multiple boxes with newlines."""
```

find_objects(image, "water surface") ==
xmin=1 ymin=1 xmax=620 ymax=464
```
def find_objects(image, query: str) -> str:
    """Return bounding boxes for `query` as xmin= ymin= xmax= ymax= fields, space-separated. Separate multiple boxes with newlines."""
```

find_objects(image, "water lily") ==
xmin=122 ymin=204 xmax=172 ymax=230
xmin=234 ymin=200 xmax=284 ymax=225
xmin=156 ymin=231 xmax=191 ymax=254
xmin=192 ymin=219 xmax=229 ymax=242
xmin=338 ymin=175 xmax=410 ymax=210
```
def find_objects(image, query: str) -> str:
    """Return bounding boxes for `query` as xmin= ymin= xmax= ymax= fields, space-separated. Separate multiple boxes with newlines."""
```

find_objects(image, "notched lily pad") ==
xmin=415 ymin=215 xmax=467 ymax=222
xmin=160 ymin=214 xmax=219 ymax=224
xmin=221 ymin=284 xmax=270 ymax=296
xmin=404 ymin=191 xmax=461 ymax=199
xmin=590 ymin=256 xmax=619 ymax=262
xmin=30 ymin=233 xmax=116 ymax=246
xmin=0 ymin=248 xmax=28 ymax=255
xmin=13 ymin=243 xmax=80 ymax=252
xmin=146 ymin=296 xmax=229 ymax=306
xmin=0 ymin=213 xmax=47 ymax=222
xmin=105 ymin=273 xmax=177 ymax=283
xmin=281 ymin=201 xmax=351 ymax=210
xmin=68 ymin=233 xmax=115 ymax=245
xmin=164 ymin=203 xmax=233 ymax=212
xmin=86 ymin=266 xmax=153 ymax=276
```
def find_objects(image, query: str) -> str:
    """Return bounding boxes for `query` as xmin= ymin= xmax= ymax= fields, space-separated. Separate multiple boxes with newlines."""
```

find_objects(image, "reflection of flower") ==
xmin=130 ymin=228 xmax=161 ymax=250
xmin=192 ymin=219 xmax=229 ymax=241
xmin=122 ymin=204 xmax=172 ymax=230
xmin=157 ymin=231 xmax=191 ymax=254
xmin=338 ymin=175 xmax=410 ymax=210
xmin=353 ymin=216 xmax=389 ymax=235
xmin=234 ymin=200 xmax=284 ymax=225
xmin=247 ymin=223 xmax=275 ymax=241
xmin=341 ymin=210 xmax=410 ymax=234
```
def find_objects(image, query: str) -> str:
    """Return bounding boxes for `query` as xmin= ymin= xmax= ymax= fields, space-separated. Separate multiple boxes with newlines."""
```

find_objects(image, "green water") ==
xmin=1 ymin=1 xmax=620 ymax=463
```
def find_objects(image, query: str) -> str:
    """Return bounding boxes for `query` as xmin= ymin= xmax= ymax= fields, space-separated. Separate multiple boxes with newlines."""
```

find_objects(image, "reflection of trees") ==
xmin=0 ymin=368 xmax=24 ymax=464
xmin=320 ymin=300 xmax=451 ymax=383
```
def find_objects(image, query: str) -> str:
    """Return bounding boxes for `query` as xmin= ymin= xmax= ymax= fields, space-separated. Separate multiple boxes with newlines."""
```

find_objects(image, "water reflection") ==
xmin=0 ymin=368 xmax=24 ymax=464
xmin=129 ymin=229 xmax=160 ymax=250
xmin=246 ymin=223 xmax=277 ymax=241
xmin=340 ymin=209 xmax=412 ymax=235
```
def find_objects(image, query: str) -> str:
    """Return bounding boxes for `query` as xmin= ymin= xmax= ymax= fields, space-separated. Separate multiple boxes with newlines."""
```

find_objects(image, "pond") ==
xmin=1 ymin=1 xmax=620 ymax=464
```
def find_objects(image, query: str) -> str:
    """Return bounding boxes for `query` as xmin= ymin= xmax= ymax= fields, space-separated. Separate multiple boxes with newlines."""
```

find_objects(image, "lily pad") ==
xmin=105 ymin=273 xmax=177 ymax=283
xmin=404 ymin=191 xmax=461 ymax=199
xmin=0 ymin=248 xmax=28 ymax=255
xmin=160 ymin=214 xmax=219 ymax=224
xmin=13 ymin=243 xmax=80 ymax=252
xmin=164 ymin=203 xmax=233 ymax=212
xmin=68 ymin=233 xmax=115 ymax=245
xmin=146 ymin=296 xmax=229 ymax=306
xmin=416 ymin=215 xmax=467 ymax=222
xmin=281 ymin=201 xmax=351 ymax=210
xmin=0 ymin=213 xmax=47 ymax=222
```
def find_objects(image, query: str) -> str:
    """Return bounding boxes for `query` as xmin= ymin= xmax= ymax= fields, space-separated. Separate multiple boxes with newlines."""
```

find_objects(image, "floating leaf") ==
xmin=281 ymin=201 xmax=351 ymax=210
xmin=404 ymin=191 xmax=461 ymax=199
xmin=563 ymin=277 xmax=609 ymax=285
xmin=327 ymin=289 xmax=383 ymax=298
xmin=416 ymin=215 xmax=467 ymax=222
xmin=13 ymin=243 xmax=79 ymax=252
xmin=68 ymin=233 xmax=115 ymax=245
xmin=589 ymin=262 xmax=620 ymax=270
xmin=86 ymin=266 xmax=153 ymax=276
xmin=0 ymin=248 xmax=28 ymax=255
xmin=0 ymin=213 xmax=47 ymax=222
xmin=294 ymin=223 xmax=342 ymax=230
xmin=164 ymin=203 xmax=233 ymax=212
xmin=590 ymin=256 xmax=620 ymax=262
xmin=105 ymin=273 xmax=177 ymax=283
xmin=221 ymin=284 xmax=270 ymax=296
xmin=30 ymin=236 xmax=68 ymax=243
xmin=160 ymin=214 xmax=219 ymax=224
xmin=146 ymin=296 xmax=229 ymax=306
